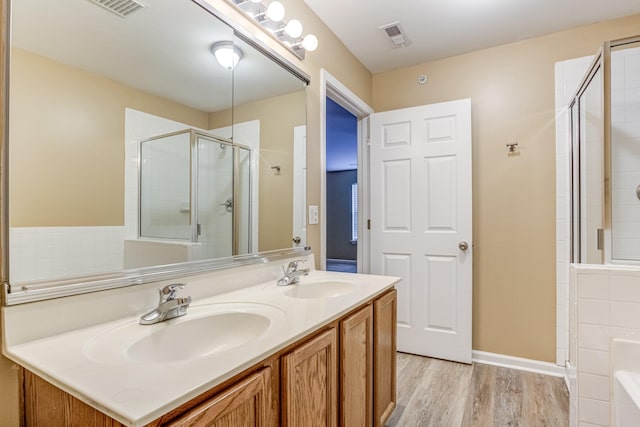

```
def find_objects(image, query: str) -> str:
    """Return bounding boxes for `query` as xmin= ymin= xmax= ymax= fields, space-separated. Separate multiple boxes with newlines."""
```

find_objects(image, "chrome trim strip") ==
xmin=6 ymin=247 xmax=310 ymax=305
xmin=1 ymin=0 xmax=10 ymax=296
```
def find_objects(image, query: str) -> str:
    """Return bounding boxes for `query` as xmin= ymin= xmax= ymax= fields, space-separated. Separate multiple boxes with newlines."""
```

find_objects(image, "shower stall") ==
xmin=569 ymin=35 xmax=640 ymax=264
xmin=139 ymin=129 xmax=253 ymax=259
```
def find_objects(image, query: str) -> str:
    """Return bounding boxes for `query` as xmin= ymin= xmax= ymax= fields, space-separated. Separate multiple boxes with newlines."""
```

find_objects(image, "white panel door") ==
xmin=370 ymin=99 xmax=472 ymax=363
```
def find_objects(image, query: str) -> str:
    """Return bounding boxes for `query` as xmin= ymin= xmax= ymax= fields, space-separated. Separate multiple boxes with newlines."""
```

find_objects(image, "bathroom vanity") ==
xmin=2 ymin=256 xmax=398 ymax=426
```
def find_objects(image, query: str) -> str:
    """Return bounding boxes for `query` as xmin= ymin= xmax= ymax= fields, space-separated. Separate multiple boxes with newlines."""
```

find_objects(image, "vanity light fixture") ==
xmin=227 ymin=0 xmax=318 ymax=59
xmin=266 ymin=1 xmax=285 ymax=22
xmin=284 ymin=19 xmax=303 ymax=38
xmin=211 ymin=41 xmax=244 ymax=70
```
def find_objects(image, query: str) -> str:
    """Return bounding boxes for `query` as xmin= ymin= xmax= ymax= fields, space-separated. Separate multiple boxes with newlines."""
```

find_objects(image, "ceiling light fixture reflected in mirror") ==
xmin=228 ymin=0 xmax=318 ymax=59
xmin=211 ymin=41 xmax=244 ymax=69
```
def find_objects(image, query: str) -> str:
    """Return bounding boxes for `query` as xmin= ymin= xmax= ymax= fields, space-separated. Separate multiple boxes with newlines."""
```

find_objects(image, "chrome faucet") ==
xmin=277 ymin=260 xmax=310 ymax=286
xmin=139 ymin=283 xmax=192 ymax=325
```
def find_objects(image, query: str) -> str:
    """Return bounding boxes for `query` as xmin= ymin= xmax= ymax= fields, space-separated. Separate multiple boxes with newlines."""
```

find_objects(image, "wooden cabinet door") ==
xmin=23 ymin=370 xmax=125 ymax=427
xmin=281 ymin=328 xmax=338 ymax=427
xmin=168 ymin=367 xmax=273 ymax=427
xmin=374 ymin=290 xmax=397 ymax=426
xmin=340 ymin=304 xmax=373 ymax=427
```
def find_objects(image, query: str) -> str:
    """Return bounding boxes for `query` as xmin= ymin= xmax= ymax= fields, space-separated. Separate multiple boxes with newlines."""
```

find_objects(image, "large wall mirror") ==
xmin=7 ymin=0 xmax=308 ymax=297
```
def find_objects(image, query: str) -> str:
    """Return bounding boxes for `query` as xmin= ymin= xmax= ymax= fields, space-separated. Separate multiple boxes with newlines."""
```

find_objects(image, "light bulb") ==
xmin=301 ymin=34 xmax=318 ymax=51
xmin=284 ymin=19 xmax=303 ymax=38
xmin=266 ymin=1 xmax=285 ymax=22
xmin=211 ymin=42 xmax=243 ymax=70
xmin=215 ymin=48 xmax=240 ymax=69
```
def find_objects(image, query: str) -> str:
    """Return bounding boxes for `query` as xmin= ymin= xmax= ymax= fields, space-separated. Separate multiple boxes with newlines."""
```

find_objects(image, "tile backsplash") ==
xmin=10 ymin=226 xmax=126 ymax=283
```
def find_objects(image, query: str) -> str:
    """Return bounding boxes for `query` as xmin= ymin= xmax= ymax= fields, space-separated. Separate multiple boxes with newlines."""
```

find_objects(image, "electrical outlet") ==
xmin=308 ymin=205 xmax=319 ymax=225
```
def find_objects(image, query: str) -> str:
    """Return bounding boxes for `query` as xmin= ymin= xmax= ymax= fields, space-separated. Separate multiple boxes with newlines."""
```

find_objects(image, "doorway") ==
xmin=325 ymin=98 xmax=358 ymax=273
xmin=320 ymin=70 xmax=374 ymax=273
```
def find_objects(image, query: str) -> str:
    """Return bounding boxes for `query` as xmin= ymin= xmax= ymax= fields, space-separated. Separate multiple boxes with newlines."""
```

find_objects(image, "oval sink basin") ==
xmin=127 ymin=312 xmax=269 ymax=363
xmin=284 ymin=281 xmax=358 ymax=299
xmin=85 ymin=303 xmax=285 ymax=364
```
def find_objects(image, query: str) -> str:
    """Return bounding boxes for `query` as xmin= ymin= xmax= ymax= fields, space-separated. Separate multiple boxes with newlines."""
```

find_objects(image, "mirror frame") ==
xmin=1 ymin=0 xmax=311 ymax=305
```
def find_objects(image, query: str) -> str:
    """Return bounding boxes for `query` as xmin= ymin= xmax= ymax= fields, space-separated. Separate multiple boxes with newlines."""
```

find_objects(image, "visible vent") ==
xmin=88 ymin=0 xmax=146 ymax=17
xmin=379 ymin=21 xmax=411 ymax=48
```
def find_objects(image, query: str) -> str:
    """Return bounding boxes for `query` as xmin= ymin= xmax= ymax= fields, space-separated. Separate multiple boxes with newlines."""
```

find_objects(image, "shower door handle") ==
xmin=220 ymin=199 xmax=233 ymax=212
xmin=458 ymin=241 xmax=469 ymax=251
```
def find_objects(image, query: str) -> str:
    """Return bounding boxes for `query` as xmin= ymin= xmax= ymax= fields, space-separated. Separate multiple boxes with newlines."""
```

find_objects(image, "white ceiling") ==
xmin=12 ymin=0 xmax=304 ymax=113
xmin=304 ymin=0 xmax=640 ymax=73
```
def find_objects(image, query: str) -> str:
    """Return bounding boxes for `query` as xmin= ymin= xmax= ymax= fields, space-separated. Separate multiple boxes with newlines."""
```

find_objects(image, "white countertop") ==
xmin=3 ymin=266 xmax=397 ymax=426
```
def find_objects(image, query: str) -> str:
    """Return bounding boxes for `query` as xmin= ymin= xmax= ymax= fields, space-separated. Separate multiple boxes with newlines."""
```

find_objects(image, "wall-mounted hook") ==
xmin=271 ymin=165 xmax=281 ymax=174
xmin=506 ymin=142 xmax=519 ymax=153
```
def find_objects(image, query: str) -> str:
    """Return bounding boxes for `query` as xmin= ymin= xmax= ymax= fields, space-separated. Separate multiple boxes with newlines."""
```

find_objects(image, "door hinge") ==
xmin=197 ymin=223 xmax=202 ymax=236
xmin=367 ymin=219 xmax=371 ymax=230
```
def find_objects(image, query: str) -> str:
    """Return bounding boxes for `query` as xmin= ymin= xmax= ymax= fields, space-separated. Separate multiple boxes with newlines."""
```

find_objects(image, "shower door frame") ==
xmin=568 ymin=35 xmax=640 ymax=265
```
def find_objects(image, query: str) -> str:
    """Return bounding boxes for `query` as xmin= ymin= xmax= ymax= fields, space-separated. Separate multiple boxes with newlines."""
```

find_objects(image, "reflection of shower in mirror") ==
xmin=136 ymin=128 xmax=255 ymax=265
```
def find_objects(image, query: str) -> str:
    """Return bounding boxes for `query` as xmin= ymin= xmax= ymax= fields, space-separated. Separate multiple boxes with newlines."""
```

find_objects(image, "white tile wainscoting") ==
xmin=9 ymin=226 xmax=127 ymax=283
xmin=569 ymin=264 xmax=640 ymax=427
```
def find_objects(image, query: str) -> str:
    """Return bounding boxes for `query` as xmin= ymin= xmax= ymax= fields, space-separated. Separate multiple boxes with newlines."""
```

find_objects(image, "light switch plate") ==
xmin=308 ymin=205 xmax=319 ymax=225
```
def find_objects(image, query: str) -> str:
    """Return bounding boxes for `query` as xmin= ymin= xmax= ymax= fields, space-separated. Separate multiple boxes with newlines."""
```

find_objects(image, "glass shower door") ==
xmin=569 ymin=57 xmax=604 ymax=264
xmin=579 ymin=65 xmax=604 ymax=264
xmin=196 ymin=134 xmax=234 ymax=259
xmin=610 ymin=39 xmax=640 ymax=262
xmin=139 ymin=131 xmax=192 ymax=240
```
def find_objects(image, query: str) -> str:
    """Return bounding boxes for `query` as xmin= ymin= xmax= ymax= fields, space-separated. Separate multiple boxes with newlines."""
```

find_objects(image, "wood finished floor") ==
xmin=387 ymin=352 xmax=569 ymax=427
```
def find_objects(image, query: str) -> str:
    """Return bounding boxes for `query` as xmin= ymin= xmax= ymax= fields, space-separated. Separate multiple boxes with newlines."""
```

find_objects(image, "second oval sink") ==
xmin=85 ymin=303 xmax=285 ymax=364
xmin=284 ymin=281 xmax=358 ymax=299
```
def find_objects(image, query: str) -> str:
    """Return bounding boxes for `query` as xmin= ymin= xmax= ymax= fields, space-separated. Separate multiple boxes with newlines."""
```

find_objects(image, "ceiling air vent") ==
xmin=379 ymin=21 xmax=411 ymax=48
xmin=88 ymin=0 xmax=146 ymax=17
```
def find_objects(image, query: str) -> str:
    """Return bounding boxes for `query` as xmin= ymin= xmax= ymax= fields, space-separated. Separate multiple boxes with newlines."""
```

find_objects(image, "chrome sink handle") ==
xmin=284 ymin=260 xmax=306 ymax=274
xmin=277 ymin=260 xmax=310 ymax=286
xmin=160 ymin=283 xmax=186 ymax=302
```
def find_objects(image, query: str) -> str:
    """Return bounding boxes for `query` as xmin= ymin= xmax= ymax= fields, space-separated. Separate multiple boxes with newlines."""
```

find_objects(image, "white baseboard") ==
xmin=472 ymin=350 xmax=566 ymax=378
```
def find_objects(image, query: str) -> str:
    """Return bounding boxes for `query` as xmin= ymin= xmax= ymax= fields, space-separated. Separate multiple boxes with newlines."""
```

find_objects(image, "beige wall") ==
xmin=372 ymin=13 xmax=640 ymax=363
xmin=10 ymin=49 xmax=209 ymax=227
xmin=209 ymin=90 xmax=306 ymax=251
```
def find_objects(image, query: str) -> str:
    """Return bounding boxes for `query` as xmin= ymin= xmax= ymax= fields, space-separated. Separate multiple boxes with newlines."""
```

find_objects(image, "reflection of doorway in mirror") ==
xmin=293 ymin=126 xmax=307 ymax=248
xmin=325 ymin=98 xmax=358 ymax=273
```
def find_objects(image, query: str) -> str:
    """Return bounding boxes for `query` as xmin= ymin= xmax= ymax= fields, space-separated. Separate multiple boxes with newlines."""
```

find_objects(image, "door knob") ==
xmin=293 ymin=236 xmax=301 ymax=244
xmin=459 ymin=241 xmax=469 ymax=251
